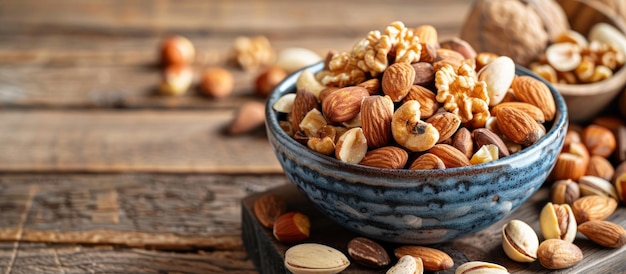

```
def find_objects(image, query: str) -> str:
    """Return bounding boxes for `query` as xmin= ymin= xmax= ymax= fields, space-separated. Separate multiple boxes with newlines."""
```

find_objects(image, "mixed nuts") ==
xmin=274 ymin=21 xmax=558 ymax=170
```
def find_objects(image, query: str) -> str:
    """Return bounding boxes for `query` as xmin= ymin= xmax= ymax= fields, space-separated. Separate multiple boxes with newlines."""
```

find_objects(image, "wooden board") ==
xmin=0 ymin=110 xmax=283 ymax=173
xmin=0 ymin=242 xmax=256 ymax=274
xmin=0 ymin=174 xmax=289 ymax=250
xmin=241 ymin=183 xmax=626 ymax=274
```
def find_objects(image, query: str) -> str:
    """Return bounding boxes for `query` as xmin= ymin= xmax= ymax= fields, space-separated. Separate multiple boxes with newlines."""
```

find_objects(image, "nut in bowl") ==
xmin=265 ymin=61 xmax=568 ymax=244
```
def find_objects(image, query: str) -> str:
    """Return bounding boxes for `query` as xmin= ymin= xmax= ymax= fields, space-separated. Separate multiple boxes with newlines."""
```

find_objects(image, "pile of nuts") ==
xmin=156 ymin=34 xmax=322 ymax=135
xmin=273 ymin=21 xmax=556 ymax=170
xmin=529 ymin=24 xmax=626 ymax=85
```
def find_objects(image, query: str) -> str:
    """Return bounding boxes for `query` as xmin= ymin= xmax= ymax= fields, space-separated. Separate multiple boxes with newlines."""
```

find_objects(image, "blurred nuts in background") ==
xmin=255 ymin=66 xmax=287 ymax=98
xmin=160 ymin=35 xmax=196 ymax=66
xmin=200 ymin=67 xmax=234 ymax=99
xmin=159 ymin=64 xmax=193 ymax=96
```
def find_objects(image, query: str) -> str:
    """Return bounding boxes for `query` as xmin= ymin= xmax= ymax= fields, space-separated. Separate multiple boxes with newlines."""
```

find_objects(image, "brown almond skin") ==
xmin=347 ymin=237 xmax=391 ymax=268
xmin=429 ymin=144 xmax=470 ymax=168
xmin=496 ymin=107 xmax=543 ymax=146
xmin=361 ymin=95 xmax=394 ymax=148
xmin=273 ymin=212 xmax=310 ymax=243
xmin=511 ymin=75 xmax=556 ymax=121
xmin=472 ymin=128 xmax=510 ymax=158
xmin=409 ymin=153 xmax=446 ymax=170
xmin=537 ymin=239 xmax=583 ymax=270
xmin=403 ymin=85 xmax=439 ymax=119
xmin=254 ymin=194 xmax=287 ymax=229
xmin=322 ymin=86 xmax=369 ymax=123
xmin=578 ymin=220 xmax=626 ymax=248
xmin=382 ymin=63 xmax=415 ymax=102
xmin=426 ymin=112 xmax=461 ymax=143
xmin=572 ymin=195 xmax=618 ymax=223
xmin=359 ymin=146 xmax=409 ymax=169
xmin=292 ymin=89 xmax=319 ymax=132
xmin=394 ymin=246 xmax=454 ymax=271
xmin=452 ymin=127 xmax=474 ymax=159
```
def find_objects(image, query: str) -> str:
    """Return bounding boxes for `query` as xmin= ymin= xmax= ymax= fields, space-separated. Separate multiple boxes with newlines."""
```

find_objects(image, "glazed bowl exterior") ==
xmin=265 ymin=62 xmax=568 ymax=244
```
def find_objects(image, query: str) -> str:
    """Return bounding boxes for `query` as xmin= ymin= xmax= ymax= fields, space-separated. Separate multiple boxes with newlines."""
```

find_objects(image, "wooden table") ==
xmin=0 ymin=1 xmax=624 ymax=273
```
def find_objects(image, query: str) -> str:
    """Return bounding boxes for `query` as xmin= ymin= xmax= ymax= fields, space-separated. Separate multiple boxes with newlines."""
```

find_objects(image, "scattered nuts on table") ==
xmin=255 ymin=66 xmax=287 ymax=98
xmin=386 ymin=255 xmax=422 ymax=274
xmin=253 ymin=193 xmax=287 ymax=229
xmin=537 ymin=239 xmax=583 ymax=270
xmin=159 ymin=64 xmax=194 ymax=96
xmin=232 ymin=35 xmax=275 ymax=71
xmin=502 ymin=219 xmax=539 ymax=263
xmin=347 ymin=237 xmax=391 ymax=269
xmin=455 ymin=261 xmax=509 ymax=274
xmin=394 ymin=245 xmax=454 ymax=271
xmin=199 ymin=67 xmax=234 ymax=99
xmin=577 ymin=220 xmax=626 ymax=248
xmin=284 ymin=243 xmax=350 ymax=274
xmin=273 ymin=211 xmax=310 ymax=243
xmin=539 ymin=202 xmax=577 ymax=242
xmin=160 ymin=35 xmax=196 ymax=66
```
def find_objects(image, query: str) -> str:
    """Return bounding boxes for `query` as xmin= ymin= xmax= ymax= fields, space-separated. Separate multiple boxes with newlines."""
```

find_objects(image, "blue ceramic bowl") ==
xmin=265 ymin=62 xmax=568 ymax=244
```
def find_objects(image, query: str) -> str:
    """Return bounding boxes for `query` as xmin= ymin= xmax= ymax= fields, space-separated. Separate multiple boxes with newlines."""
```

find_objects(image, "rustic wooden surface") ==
xmin=0 ymin=0 xmax=624 ymax=273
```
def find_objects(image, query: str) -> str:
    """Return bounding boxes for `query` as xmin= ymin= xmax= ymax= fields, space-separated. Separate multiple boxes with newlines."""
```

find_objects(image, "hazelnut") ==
xmin=199 ymin=67 xmax=234 ymax=99
xmin=159 ymin=64 xmax=193 ymax=96
xmin=160 ymin=35 xmax=195 ymax=66
xmin=255 ymin=66 xmax=288 ymax=98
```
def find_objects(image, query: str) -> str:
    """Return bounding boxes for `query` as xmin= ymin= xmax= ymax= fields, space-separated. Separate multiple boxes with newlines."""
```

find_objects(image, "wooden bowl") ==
xmin=554 ymin=0 xmax=626 ymax=122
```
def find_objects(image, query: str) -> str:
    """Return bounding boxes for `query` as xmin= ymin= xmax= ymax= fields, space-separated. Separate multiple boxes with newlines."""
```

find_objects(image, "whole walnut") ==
xmin=461 ymin=0 xmax=570 ymax=66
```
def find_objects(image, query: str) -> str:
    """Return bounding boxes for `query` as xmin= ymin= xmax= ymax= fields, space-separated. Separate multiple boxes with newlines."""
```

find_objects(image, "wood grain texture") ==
xmin=0 ymin=243 xmax=256 ymax=274
xmin=0 ymin=174 xmax=289 ymax=251
xmin=0 ymin=0 xmax=473 ymax=109
xmin=0 ymin=109 xmax=283 ymax=173
xmin=242 ymin=184 xmax=626 ymax=274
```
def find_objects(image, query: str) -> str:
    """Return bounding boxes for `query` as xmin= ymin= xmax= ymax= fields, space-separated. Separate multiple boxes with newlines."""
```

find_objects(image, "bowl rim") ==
xmin=266 ymin=61 xmax=568 ymax=180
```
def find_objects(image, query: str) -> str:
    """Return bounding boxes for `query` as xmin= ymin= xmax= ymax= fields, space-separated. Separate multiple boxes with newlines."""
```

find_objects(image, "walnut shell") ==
xmin=461 ymin=0 xmax=570 ymax=66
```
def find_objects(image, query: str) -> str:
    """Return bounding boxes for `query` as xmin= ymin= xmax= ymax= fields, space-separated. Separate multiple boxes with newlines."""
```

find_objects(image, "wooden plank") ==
xmin=0 ymin=174 xmax=290 ymax=251
xmin=242 ymin=183 xmax=626 ymax=274
xmin=0 ymin=109 xmax=284 ymax=173
xmin=0 ymin=242 xmax=256 ymax=274
xmin=0 ymin=0 xmax=471 ymax=37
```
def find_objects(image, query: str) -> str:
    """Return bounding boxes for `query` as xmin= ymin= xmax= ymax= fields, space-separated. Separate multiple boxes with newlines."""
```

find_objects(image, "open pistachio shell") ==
xmin=455 ymin=261 xmax=510 ymax=274
xmin=540 ymin=202 xmax=577 ymax=243
xmin=502 ymin=219 xmax=538 ymax=262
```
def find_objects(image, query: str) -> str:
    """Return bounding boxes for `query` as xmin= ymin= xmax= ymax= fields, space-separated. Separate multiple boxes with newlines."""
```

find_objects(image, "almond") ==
xmin=452 ymin=127 xmax=474 ymax=159
xmin=382 ymin=62 xmax=416 ymax=102
xmin=394 ymin=246 xmax=454 ymax=271
xmin=511 ymin=76 xmax=556 ymax=121
xmin=472 ymin=128 xmax=510 ymax=158
xmin=491 ymin=102 xmax=545 ymax=123
xmin=414 ymin=24 xmax=439 ymax=49
xmin=409 ymin=153 xmax=446 ymax=170
xmin=428 ymin=144 xmax=470 ymax=168
xmin=411 ymin=62 xmax=435 ymax=86
xmin=496 ymin=106 xmax=544 ymax=146
xmin=361 ymin=95 xmax=394 ymax=148
xmin=322 ymin=86 xmax=368 ymax=123
xmin=572 ymin=195 xmax=618 ymax=223
xmin=537 ymin=239 xmax=583 ymax=270
xmin=403 ymin=85 xmax=439 ymax=119
xmin=347 ymin=237 xmax=391 ymax=268
xmin=434 ymin=48 xmax=465 ymax=70
xmin=440 ymin=37 xmax=477 ymax=59
xmin=357 ymin=78 xmax=382 ymax=95
xmin=359 ymin=146 xmax=408 ymax=169
xmin=577 ymin=220 xmax=626 ymax=248
xmin=253 ymin=194 xmax=287 ymax=229
xmin=292 ymin=89 xmax=319 ymax=132
xmin=426 ymin=112 xmax=461 ymax=143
